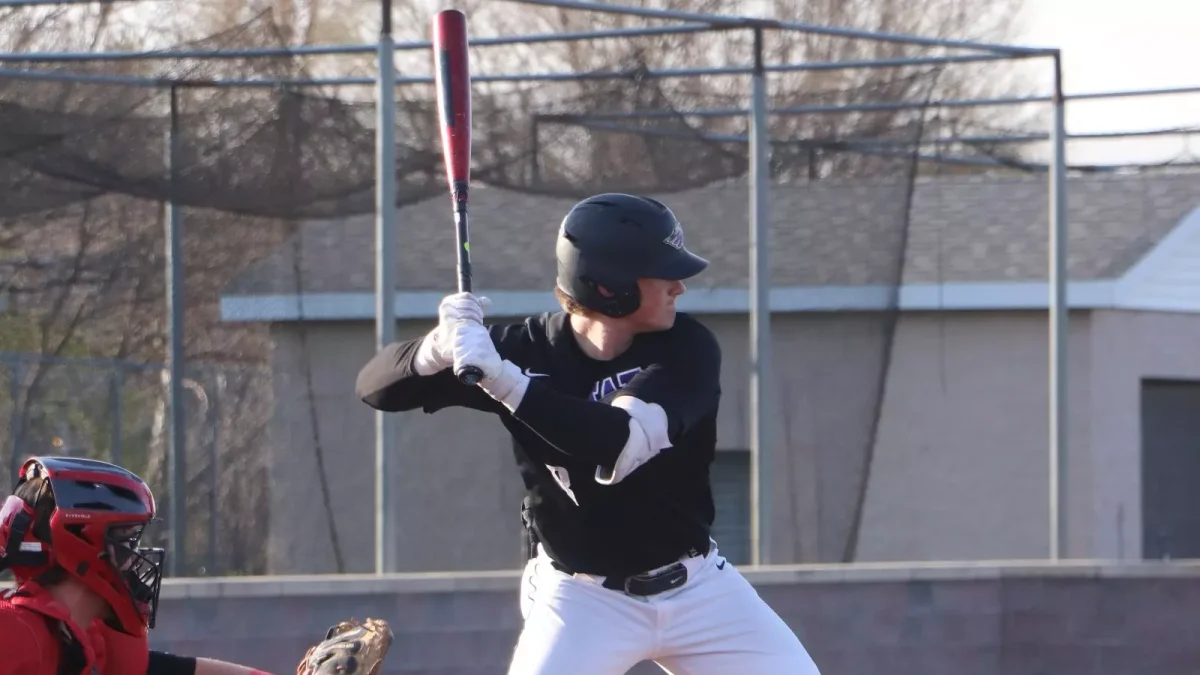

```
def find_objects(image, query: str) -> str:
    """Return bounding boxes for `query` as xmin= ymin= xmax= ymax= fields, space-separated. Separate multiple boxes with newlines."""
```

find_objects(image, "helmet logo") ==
xmin=663 ymin=222 xmax=684 ymax=250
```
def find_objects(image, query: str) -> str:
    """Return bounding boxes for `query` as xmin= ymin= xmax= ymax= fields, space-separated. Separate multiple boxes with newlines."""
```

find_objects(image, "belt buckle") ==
xmin=624 ymin=561 xmax=688 ymax=596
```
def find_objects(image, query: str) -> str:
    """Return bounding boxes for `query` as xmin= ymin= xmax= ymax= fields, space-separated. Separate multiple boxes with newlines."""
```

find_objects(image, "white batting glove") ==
xmin=450 ymin=320 xmax=529 ymax=411
xmin=440 ymin=292 xmax=490 ymax=325
xmin=414 ymin=292 xmax=491 ymax=376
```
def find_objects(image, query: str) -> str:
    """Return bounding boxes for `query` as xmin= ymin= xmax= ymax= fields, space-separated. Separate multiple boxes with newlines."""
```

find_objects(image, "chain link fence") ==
xmin=0 ymin=351 xmax=272 ymax=576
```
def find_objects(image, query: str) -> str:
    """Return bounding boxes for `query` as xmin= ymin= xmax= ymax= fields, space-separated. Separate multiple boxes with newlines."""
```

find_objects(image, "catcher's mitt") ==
xmin=297 ymin=618 xmax=394 ymax=675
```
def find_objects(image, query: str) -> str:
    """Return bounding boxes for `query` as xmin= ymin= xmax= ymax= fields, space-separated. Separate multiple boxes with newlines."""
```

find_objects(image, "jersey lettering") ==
xmin=546 ymin=464 xmax=578 ymax=505
xmin=589 ymin=367 xmax=643 ymax=402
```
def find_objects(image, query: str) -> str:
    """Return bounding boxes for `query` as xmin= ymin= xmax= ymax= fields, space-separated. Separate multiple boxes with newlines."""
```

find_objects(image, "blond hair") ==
xmin=554 ymin=286 xmax=595 ymax=317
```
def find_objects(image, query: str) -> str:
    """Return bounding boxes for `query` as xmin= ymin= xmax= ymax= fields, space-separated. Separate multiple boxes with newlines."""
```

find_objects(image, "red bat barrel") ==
xmin=433 ymin=9 xmax=471 ymax=194
xmin=431 ymin=9 xmax=483 ymax=386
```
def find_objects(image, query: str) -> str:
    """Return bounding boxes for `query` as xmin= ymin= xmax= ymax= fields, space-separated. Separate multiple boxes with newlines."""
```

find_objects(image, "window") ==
xmin=709 ymin=450 xmax=751 ymax=565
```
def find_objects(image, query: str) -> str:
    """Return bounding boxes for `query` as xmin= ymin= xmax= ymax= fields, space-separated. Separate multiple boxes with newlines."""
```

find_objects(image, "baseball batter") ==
xmin=357 ymin=193 xmax=820 ymax=674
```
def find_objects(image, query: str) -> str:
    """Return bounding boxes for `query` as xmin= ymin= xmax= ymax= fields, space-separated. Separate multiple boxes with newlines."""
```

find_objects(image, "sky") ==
xmin=1014 ymin=0 xmax=1200 ymax=165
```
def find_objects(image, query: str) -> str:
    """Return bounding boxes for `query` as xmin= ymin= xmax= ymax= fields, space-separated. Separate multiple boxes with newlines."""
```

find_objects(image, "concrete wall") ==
xmin=262 ymin=308 xmax=1200 ymax=574
xmin=142 ymin=563 xmax=1200 ymax=675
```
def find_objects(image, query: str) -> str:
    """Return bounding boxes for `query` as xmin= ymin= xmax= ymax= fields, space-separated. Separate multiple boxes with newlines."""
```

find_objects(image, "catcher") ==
xmin=0 ymin=454 xmax=392 ymax=675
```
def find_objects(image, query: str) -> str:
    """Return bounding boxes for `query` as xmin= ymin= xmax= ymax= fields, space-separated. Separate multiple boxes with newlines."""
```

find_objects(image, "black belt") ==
xmin=547 ymin=540 xmax=710 ymax=598
xmin=551 ymin=559 xmax=690 ymax=597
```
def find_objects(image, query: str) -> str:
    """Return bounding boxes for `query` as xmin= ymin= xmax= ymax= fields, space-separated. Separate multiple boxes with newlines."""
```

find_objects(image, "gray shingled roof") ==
xmin=223 ymin=171 xmax=1200 ymax=296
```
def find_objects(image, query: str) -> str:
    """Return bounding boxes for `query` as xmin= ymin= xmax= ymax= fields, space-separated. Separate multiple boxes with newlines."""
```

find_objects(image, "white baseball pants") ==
xmin=507 ymin=542 xmax=821 ymax=675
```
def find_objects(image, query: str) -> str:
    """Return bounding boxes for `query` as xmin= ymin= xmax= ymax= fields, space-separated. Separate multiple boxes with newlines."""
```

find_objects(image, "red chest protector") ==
xmin=4 ymin=582 xmax=149 ymax=675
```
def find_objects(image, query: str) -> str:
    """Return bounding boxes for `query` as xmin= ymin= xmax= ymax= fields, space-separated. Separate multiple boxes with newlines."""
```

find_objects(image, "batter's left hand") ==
xmin=451 ymin=320 xmax=503 ymax=382
xmin=450 ymin=321 xmax=530 ymax=411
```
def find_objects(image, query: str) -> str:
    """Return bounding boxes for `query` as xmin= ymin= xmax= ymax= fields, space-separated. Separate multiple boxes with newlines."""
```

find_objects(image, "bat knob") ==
xmin=456 ymin=364 xmax=484 ymax=386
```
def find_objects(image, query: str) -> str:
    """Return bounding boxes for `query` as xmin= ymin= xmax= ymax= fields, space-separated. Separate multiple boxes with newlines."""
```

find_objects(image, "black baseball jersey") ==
xmin=356 ymin=310 xmax=722 ymax=578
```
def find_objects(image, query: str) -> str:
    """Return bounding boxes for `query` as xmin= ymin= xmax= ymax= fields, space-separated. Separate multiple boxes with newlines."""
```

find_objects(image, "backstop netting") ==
xmin=0 ymin=13 xmax=1048 ymax=576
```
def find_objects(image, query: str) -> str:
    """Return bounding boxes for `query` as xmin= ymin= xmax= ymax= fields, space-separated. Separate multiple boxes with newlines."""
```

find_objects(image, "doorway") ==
xmin=1141 ymin=378 xmax=1200 ymax=560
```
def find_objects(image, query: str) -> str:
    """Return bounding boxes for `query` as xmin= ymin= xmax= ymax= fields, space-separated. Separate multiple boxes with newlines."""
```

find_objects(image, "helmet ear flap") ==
xmin=576 ymin=275 xmax=640 ymax=318
xmin=555 ymin=236 xmax=642 ymax=318
xmin=0 ymin=495 xmax=51 ymax=577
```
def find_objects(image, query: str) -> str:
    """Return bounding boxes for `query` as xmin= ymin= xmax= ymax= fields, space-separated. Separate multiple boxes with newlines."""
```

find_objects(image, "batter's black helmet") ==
xmin=555 ymin=193 xmax=708 ymax=318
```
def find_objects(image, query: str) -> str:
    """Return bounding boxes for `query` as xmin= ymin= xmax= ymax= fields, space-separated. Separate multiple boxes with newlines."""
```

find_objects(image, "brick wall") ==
xmin=140 ymin=562 xmax=1200 ymax=675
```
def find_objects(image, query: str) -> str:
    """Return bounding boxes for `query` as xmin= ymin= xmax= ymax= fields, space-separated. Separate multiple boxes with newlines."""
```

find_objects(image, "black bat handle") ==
xmin=451 ymin=181 xmax=484 ymax=386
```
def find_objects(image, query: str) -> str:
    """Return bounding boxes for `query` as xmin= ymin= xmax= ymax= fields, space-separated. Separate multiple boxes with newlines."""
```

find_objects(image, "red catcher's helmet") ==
xmin=2 ymin=456 xmax=165 ymax=634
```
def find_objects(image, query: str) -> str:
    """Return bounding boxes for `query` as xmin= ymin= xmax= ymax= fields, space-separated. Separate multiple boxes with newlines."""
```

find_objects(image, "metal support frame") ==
xmin=504 ymin=0 xmax=1048 ymax=55
xmin=0 ymin=0 xmax=1137 ymax=571
xmin=1048 ymin=52 xmax=1069 ymax=560
xmin=164 ymin=83 xmax=186 ymax=576
xmin=557 ymin=115 xmax=1199 ymax=149
xmin=0 ymin=23 xmax=716 ymax=62
xmin=576 ymin=86 xmax=1200 ymax=120
xmin=0 ymin=0 xmax=158 ymax=5
xmin=748 ymin=27 xmax=772 ymax=567
xmin=374 ymin=0 xmax=398 ymax=577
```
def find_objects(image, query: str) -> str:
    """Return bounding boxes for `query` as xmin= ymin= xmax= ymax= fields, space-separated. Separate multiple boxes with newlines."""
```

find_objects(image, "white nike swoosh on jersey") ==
xmin=524 ymin=368 xmax=549 ymax=378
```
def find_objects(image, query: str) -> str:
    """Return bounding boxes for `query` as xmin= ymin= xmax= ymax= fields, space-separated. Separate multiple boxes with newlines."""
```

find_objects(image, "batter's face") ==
xmin=626 ymin=278 xmax=686 ymax=332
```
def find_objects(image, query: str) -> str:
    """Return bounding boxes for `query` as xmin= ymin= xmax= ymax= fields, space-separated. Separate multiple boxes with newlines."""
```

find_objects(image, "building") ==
xmin=219 ymin=171 xmax=1200 ymax=574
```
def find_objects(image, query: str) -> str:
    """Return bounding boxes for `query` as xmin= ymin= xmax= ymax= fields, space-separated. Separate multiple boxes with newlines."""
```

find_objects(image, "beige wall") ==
xmin=262 ymin=308 xmax=1200 ymax=574
xmin=265 ymin=319 xmax=528 ymax=574
xmin=857 ymin=311 xmax=1094 ymax=562
xmin=1087 ymin=309 xmax=1200 ymax=560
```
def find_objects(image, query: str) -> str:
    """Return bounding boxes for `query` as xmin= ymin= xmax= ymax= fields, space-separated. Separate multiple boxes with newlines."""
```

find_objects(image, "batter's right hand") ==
xmin=438 ymin=292 xmax=490 ymax=326
xmin=414 ymin=293 xmax=491 ymax=376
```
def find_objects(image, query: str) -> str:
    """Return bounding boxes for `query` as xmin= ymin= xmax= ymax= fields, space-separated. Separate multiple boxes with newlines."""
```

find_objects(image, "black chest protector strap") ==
xmin=54 ymin=619 xmax=92 ymax=675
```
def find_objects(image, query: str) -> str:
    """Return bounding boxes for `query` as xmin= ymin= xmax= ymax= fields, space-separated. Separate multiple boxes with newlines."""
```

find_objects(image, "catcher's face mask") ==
xmin=103 ymin=522 xmax=166 ymax=625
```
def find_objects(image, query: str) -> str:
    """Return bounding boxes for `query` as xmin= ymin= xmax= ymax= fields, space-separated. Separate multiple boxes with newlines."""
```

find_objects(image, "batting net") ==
xmin=0 ymin=11 xmax=1054 ymax=576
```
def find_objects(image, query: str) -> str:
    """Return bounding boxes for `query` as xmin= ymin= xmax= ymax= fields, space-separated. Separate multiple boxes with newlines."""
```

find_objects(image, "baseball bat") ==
xmin=432 ymin=9 xmax=484 ymax=386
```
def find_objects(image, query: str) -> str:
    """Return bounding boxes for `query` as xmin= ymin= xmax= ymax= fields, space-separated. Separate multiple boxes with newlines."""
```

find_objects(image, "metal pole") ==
xmin=164 ymin=83 xmax=186 ymax=576
xmin=564 ymin=118 xmax=1040 ymax=169
xmin=0 ymin=0 xmax=156 ymax=6
xmin=767 ymin=52 xmax=1027 ymax=71
xmin=208 ymin=371 xmax=224 ymax=576
xmin=529 ymin=115 xmax=542 ymax=186
xmin=0 ymin=24 xmax=716 ymax=62
xmin=8 ymin=358 xmax=24 ymax=484
xmin=583 ymin=126 xmax=1200 ymax=147
xmin=748 ymin=28 xmax=773 ymax=567
xmin=374 ymin=0 xmax=398 ymax=576
xmin=109 ymin=367 xmax=124 ymax=466
xmin=568 ymin=85 xmax=1200 ymax=121
xmin=0 ymin=44 xmax=376 ymax=61
xmin=7 ymin=53 xmax=1193 ymax=96
xmin=1048 ymin=52 xmax=1068 ymax=561
xmin=504 ymin=0 xmax=1050 ymax=55
xmin=1069 ymin=85 xmax=1200 ymax=101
